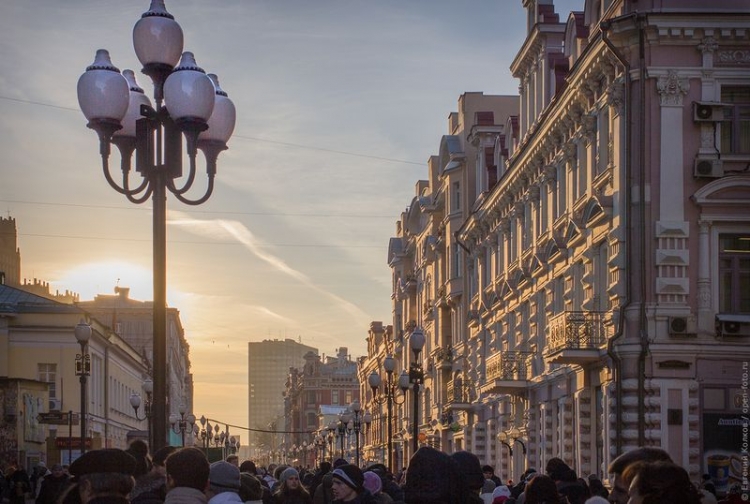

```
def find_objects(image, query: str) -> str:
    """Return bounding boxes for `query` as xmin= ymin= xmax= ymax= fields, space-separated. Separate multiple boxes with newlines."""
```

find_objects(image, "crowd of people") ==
xmin=2 ymin=443 xmax=744 ymax=504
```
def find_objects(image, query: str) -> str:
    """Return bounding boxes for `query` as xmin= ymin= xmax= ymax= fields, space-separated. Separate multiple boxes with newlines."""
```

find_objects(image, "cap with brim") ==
xmin=69 ymin=449 xmax=136 ymax=481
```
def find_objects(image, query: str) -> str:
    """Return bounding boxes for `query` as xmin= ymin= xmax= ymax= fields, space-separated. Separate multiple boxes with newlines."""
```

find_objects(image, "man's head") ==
xmin=165 ymin=447 xmax=210 ymax=493
xmin=482 ymin=464 xmax=496 ymax=480
xmin=51 ymin=464 xmax=65 ymax=478
xmin=331 ymin=464 xmax=364 ymax=502
xmin=69 ymin=449 xmax=136 ymax=504
xmin=225 ymin=455 xmax=239 ymax=467
xmin=209 ymin=461 xmax=241 ymax=496
xmin=607 ymin=447 xmax=672 ymax=504
xmin=152 ymin=446 xmax=177 ymax=474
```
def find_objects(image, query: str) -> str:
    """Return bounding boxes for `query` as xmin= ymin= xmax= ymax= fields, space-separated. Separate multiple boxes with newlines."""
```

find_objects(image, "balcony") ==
xmin=479 ymin=351 xmax=530 ymax=396
xmin=545 ymin=311 xmax=606 ymax=365
xmin=446 ymin=378 xmax=473 ymax=411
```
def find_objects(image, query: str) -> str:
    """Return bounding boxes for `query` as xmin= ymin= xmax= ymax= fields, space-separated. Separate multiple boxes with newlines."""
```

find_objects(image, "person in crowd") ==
xmin=128 ymin=441 xmax=164 ymax=504
xmin=207 ymin=461 xmax=243 ymax=504
xmin=362 ymin=471 xmax=391 ymax=504
xmin=482 ymin=466 xmax=503 ymax=488
xmin=36 ymin=464 xmax=72 ymax=504
xmin=586 ymin=475 xmax=608 ymax=499
xmin=273 ymin=467 xmax=311 ymax=504
xmin=510 ymin=468 xmax=536 ymax=502
xmin=164 ymin=447 xmax=210 ymax=504
xmin=402 ymin=446 xmax=464 ymax=504
xmin=451 ymin=451 xmax=485 ymax=504
xmin=524 ymin=475 xmax=563 ymax=504
xmin=718 ymin=484 xmax=745 ymax=504
xmin=31 ymin=462 xmax=51 ymax=498
xmin=362 ymin=464 xmax=402 ymax=503
xmin=545 ymin=459 xmax=588 ymax=504
xmin=6 ymin=461 xmax=32 ymax=504
xmin=308 ymin=462 xmax=330 ymax=498
xmin=226 ymin=456 xmax=239 ymax=468
xmin=313 ymin=459 xmax=348 ymax=504
xmin=701 ymin=474 xmax=717 ymax=498
xmin=239 ymin=472 xmax=264 ymax=504
xmin=622 ymin=460 xmax=701 ymax=504
xmin=490 ymin=485 xmax=512 ymax=504
xmin=584 ymin=498 xmax=609 ymax=504
xmin=69 ymin=449 xmax=137 ymax=504
xmin=480 ymin=478 xmax=496 ymax=504
xmin=330 ymin=464 xmax=373 ymax=504
xmin=606 ymin=447 xmax=672 ymax=504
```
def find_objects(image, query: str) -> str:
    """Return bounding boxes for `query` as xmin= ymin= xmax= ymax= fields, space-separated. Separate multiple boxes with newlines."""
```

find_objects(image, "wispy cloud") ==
xmin=168 ymin=211 xmax=370 ymax=322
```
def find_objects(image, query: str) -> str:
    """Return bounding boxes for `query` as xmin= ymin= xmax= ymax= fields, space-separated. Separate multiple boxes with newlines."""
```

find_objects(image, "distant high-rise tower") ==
xmin=0 ymin=217 xmax=21 ymax=286
xmin=248 ymin=338 xmax=317 ymax=432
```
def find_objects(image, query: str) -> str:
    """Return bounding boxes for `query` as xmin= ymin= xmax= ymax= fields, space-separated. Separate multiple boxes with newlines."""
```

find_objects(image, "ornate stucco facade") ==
xmin=362 ymin=0 xmax=750 ymax=486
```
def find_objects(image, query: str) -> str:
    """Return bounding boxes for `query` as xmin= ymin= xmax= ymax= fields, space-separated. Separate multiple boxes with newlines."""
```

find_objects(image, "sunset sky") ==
xmin=0 ymin=0 xmax=580 ymax=432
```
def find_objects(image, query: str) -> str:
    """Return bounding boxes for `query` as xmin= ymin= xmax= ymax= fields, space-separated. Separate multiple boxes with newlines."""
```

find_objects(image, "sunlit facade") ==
xmin=363 ymin=0 xmax=750 ymax=486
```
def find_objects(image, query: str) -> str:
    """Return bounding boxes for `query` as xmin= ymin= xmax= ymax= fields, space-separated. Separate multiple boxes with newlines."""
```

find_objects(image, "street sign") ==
xmin=37 ymin=412 xmax=80 ymax=425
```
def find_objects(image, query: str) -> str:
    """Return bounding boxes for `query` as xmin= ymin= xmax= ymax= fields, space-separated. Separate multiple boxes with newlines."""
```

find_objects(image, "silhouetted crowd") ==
xmin=2 ymin=441 xmax=743 ymax=504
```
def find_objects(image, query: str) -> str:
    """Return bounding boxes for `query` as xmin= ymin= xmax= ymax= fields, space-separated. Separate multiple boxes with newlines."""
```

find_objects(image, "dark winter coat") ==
xmin=130 ymin=472 xmax=167 ymax=504
xmin=35 ymin=473 xmax=72 ymax=504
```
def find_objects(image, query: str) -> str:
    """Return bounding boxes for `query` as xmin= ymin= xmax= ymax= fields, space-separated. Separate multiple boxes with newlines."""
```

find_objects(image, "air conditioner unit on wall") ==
xmin=694 ymin=158 xmax=723 ymax=178
xmin=668 ymin=316 xmax=696 ymax=336
xmin=49 ymin=398 xmax=61 ymax=411
xmin=693 ymin=102 xmax=726 ymax=122
xmin=719 ymin=320 xmax=750 ymax=338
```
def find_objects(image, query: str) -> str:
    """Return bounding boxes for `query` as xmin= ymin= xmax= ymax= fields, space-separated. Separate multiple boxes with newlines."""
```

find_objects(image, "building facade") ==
xmin=248 ymin=338 xmax=317 ymax=449
xmin=0 ymin=283 xmax=148 ymax=467
xmin=362 ymin=0 xmax=750 ymax=489
xmin=283 ymin=347 xmax=360 ymax=466
xmin=76 ymin=286 xmax=195 ymax=447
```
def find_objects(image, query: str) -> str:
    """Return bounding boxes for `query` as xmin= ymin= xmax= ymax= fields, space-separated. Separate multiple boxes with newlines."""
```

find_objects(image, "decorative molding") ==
xmin=656 ymin=70 xmax=690 ymax=106
xmin=716 ymin=48 xmax=750 ymax=67
xmin=697 ymin=37 xmax=718 ymax=55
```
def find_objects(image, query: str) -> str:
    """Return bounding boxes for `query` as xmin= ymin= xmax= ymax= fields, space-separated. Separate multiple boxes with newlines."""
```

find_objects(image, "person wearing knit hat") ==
xmin=331 ymin=464 xmax=368 ymax=503
xmin=362 ymin=471 xmax=391 ymax=504
xmin=69 ymin=449 xmax=137 ymax=504
xmin=450 ymin=451 xmax=485 ymax=504
xmin=402 ymin=446 xmax=463 ymax=504
xmin=273 ymin=467 xmax=311 ymax=504
xmin=207 ymin=461 xmax=243 ymax=504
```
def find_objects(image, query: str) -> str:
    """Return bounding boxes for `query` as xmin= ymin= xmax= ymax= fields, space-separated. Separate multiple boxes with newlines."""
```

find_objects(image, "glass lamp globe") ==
xmin=77 ymin=50 xmax=129 ymax=125
xmin=163 ymin=52 xmax=215 ymax=125
xmin=199 ymin=73 xmax=236 ymax=145
xmin=114 ymin=70 xmax=152 ymax=139
xmin=132 ymin=0 xmax=183 ymax=70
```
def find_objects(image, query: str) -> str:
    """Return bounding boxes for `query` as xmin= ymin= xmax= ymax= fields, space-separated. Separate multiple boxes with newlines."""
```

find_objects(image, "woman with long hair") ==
xmin=273 ymin=468 xmax=311 ymax=504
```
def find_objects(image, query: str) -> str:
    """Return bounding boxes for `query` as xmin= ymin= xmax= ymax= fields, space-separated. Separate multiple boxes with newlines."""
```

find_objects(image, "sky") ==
xmin=0 ymin=0 xmax=582 ymax=432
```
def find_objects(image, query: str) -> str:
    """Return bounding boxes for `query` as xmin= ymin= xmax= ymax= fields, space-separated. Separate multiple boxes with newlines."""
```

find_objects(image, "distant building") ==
xmin=283 ymin=347 xmax=359 ymax=466
xmin=0 ymin=283 xmax=148 ymax=468
xmin=76 ymin=286 xmax=194 ymax=447
xmin=247 ymin=339 xmax=317 ymax=439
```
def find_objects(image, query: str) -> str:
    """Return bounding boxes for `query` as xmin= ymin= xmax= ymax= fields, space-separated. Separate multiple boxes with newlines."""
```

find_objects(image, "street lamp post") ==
xmin=326 ymin=423 xmax=336 ymax=463
xmin=345 ymin=400 xmax=371 ymax=467
xmin=408 ymin=328 xmax=425 ymax=455
xmin=368 ymin=355 xmax=409 ymax=472
xmin=336 ymin=412 xmax=350 ymax=460
xmin=169 ymin=404 xmax=196 ymax=446
xmin=510 ymin=427 xmax=527 ymax=456
xmin=199 ymin=416 xmax=212 ymax=454
xmin=129 ymin=378 xmax=154 ymax=449
xmin=74 ymin=320 xmax=92 ymax=455
xmin=76 ymin=0 xmax=235 ymax=452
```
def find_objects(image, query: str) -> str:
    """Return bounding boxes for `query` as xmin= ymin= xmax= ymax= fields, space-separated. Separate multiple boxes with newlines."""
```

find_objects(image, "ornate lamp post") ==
xmin=198 ymin=416 xmax=212 ymax=454
xmin=369 ymin=355 xmax=409 ymax=471
xmin=169 ymin=404 xmax=196 ymax=446
xmin=129 ymin=377 xmax=154 ymax=448
xmin=408 ymin=328 xmax=426 ymax=455
xmin=74 ymin=320 xmax=92 ymax=454
xmin=76 ymin=0 xmax=235 ymax=452
xmin=345 ymin=400 xmax=371 ymax=467
xmin=336 ymin=412 xmax=350 ymax=460
xmin=497 ymin=431 xmax=514 ymax=456
xmin=509 ymin=427 xmax=527 ymax=455
xmin=326 ymin=423 xmax=336 ymax=462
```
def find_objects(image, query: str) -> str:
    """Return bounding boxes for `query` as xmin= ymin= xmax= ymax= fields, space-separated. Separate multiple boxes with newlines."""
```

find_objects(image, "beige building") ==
xmin=0 ymin=283 xmax=148 ymax=466
xmin=362 ymin=0 xmax=750 ymax=492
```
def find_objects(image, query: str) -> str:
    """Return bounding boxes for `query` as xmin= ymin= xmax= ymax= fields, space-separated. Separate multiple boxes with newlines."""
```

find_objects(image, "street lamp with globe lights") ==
xmin=129 ymin=378 xmax=154 ymax=447
xmin=76 ymin=0 xmax=235 ymax=452
xmin=169 ymin=404 xmax=196 ymax=446
xmin=368 ymin=355 xmax=409 ymax=471
xmin=345 ymin=400 xmax=371 ymax=467
xmin=509 ymin=427 xmax=527 ymax=456
xmin=408 ymin=328 xmax=426 ymax=455
xmin=74 ymin=320 xmax=92 ymax=454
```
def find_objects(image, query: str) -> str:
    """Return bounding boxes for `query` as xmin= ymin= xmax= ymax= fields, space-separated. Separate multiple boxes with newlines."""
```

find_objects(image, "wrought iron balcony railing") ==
xmin=546 ymin=311 xmax=606 ymax=355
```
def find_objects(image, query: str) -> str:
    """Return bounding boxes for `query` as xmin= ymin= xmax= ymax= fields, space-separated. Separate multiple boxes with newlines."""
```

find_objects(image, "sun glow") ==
xmin=52 ymin=260 xmax=154 ymax=302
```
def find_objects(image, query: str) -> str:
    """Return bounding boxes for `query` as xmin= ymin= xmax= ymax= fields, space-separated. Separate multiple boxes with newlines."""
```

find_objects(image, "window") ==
xmin=452 ymin=181 xmax=461 ymax=211
xmin=719 ymin=233 xmax=750 ymax=313
xmin=720 ymin=86 xmax=750 ymax=154
xmin=38 ymin=364 xmax=57 ymax=401
xmin=332 ymin=390 xmax=339 ymax=404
